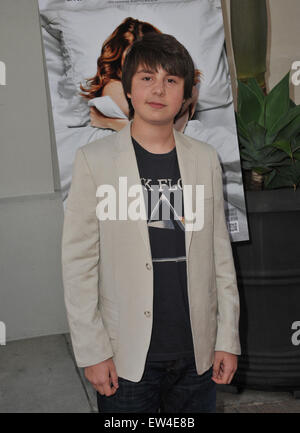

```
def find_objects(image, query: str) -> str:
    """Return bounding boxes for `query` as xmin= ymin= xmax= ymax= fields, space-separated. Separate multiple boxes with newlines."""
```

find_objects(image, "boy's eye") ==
xmin=139 ymin=75 xmax=178 ymax=83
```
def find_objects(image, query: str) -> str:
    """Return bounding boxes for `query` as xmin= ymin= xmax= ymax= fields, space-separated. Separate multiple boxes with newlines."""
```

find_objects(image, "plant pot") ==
xmin=231 ymin=188 xmax=300 ymax=391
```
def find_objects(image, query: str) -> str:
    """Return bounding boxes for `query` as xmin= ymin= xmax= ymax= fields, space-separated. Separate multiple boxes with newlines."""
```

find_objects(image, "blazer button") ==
xmin=144 ymin=311 xmax=151 ymax=318
xmin=146 ymin=263 xmax=152 ymax=270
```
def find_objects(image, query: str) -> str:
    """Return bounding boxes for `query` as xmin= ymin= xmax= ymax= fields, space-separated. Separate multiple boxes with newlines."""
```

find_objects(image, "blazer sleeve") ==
xmin=211 ymin=149 xmax=241 ymax=355
xmin=61 ymin=147 xmax=114 ymax=367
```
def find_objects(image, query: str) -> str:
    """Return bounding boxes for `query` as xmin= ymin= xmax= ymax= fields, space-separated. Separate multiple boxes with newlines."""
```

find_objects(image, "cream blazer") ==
xmin=61 ymin=122 xmax=241 ymax=382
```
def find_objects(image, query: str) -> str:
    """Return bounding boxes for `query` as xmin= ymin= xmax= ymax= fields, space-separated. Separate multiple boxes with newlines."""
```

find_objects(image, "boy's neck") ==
xmin=130 ymin=117 xmax=176 ymax=154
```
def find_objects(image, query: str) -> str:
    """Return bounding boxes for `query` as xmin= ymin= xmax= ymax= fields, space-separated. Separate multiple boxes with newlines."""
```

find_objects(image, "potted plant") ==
xmin=237 ymin=73 xmax=300 ymax=191
xmin=229 ymin=0 xmax=300 ymax=393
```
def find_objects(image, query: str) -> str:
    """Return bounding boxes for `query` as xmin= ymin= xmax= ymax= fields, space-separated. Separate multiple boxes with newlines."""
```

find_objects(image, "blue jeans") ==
xmin=97 ymin=357 xmax=216 ymax=413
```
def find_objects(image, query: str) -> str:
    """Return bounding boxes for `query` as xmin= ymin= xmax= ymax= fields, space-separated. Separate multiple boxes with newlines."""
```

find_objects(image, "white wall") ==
xmin=0 ymin=0 xmax=68 ymax=341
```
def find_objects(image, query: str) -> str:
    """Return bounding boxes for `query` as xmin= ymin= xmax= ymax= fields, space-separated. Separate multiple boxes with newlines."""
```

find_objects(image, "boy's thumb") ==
xmin=213 ymin=358 xmax=221 ymax=377
xmin=110 ymin=367 xmax=119 ymax=388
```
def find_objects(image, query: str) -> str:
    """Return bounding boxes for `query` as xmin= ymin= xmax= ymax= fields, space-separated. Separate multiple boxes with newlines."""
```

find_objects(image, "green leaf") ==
xmin=289 ymin=160 xmax=300 ymax=186
xmin=266 ymin=105 xmax=300 ymax=144
xmin=261 ymin=148 xmax=290 ymax=165
xmin=291 ymin=135 xmax=300 ymax=152
xmin=276 ymin=112 xmax=300 ymax=142
xmin=252 ymin=166 xmax=272 ymax=175
xmin=238 ymin=135 xmax=252 ymax=149
xmin=240 ymin=147 xmax=257 ymax=161
xmin=241 ymin=160 xmax=254 ymax=170
xmin=294 ymin=150 xmax=300 ymax=161
xmin=247 ymin=78 xmax=266 ymax=126
xmin=246 ymin=122 xmax=266 ymax=150
xmin=264 ymin=159 xmax=300 ymax=189
xmin=247 ymin=78 xmax=265 ymax=104
xmin=265 ymin=72 xmax=290 ymax=132
xmin=271 ymin=140 xmax=293 ymax=158
xmin=235 ymin=112 xmax=251 ymax=139
xmin=237 ymin=80 xmax=264 ymax=125
xmin=264 ymin=169 xmax=277 ymax=187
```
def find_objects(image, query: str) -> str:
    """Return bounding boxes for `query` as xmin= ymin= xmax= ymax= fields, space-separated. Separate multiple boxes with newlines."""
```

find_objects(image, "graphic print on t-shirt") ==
xmin=141 ymin=176 xmax=186 ymax=262
xmin=140 ymin=177 xmax=186 ymax=264
xmin=145 ymin=182 xmax=185 ymax=231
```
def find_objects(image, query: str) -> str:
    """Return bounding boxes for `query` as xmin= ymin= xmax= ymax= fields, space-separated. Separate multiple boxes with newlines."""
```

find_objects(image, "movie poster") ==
xmin=38 ymin=0 xmax=249 ymax=242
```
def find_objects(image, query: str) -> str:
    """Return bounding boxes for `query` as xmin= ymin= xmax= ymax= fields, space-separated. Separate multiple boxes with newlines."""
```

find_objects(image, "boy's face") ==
xmin=127 ymin=64 xmax=185 ymax=127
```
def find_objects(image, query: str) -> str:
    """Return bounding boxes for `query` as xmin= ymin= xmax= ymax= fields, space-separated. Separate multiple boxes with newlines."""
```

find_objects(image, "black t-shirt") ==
xmin=132 ymin=137 xmax=195 ymax=362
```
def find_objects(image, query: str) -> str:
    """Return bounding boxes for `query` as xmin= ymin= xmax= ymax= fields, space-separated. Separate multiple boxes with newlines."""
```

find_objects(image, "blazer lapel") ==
xmin=115 ymin=123 xmax=152 ymax=259
xmin=115 ymin=122 xmax=197 ymax=261
xmin=173 ymin=129 xmax=197 ymax=259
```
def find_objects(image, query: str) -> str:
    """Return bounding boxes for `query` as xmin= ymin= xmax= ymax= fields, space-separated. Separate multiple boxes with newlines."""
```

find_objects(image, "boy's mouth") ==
xmin=147 ymin=101 xmax=166 ymax=109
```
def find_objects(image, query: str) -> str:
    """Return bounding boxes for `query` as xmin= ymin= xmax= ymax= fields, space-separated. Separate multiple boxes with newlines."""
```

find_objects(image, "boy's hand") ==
xmin=212 ymin=351 xmax=238 ymax=384
xmin=84 ymin=357 xmax=119 ymax=396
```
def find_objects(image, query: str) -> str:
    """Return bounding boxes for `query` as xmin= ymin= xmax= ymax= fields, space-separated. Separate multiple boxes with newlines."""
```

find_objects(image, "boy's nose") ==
xmin=152 ymin=80 xmax=165 ymax=95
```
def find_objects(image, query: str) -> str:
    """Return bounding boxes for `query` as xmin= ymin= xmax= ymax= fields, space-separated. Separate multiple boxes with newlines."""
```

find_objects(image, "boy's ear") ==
xmin=127 ymin=92 xmax=131 ymax=99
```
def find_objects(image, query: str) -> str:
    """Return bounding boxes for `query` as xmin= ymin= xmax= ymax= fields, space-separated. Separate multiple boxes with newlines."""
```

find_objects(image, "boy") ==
xmin=62 ymin=33 xmax=241 ymax=413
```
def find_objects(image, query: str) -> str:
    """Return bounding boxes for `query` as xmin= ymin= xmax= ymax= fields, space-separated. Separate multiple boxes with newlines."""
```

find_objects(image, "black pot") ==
xmin=231 ymin=188 xmax=300 ymax=391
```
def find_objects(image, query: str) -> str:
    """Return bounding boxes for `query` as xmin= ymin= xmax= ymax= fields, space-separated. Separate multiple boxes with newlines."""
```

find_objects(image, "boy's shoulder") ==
xmin=175 ymin=129 xmax=219 ymax=163
xmin=79 ymin=127 xmax=220 ymax=170
xmin=80 ymin=131 xmax=119 ymax=160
